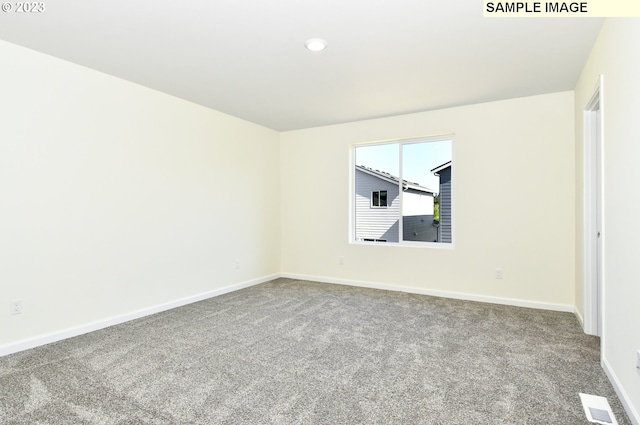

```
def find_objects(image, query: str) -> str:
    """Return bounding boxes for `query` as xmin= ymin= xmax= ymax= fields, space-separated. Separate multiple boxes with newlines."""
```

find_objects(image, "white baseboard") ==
xmin=602 ymin=357 xmax=640 ymax=425
xmin=1 ymin=272 xmax=576 ymax=358
xmin=574 ymin=307 xmax=585 ymax=329
xmin=0 ymin=274 xmax=279 ymax=357
xmin=280 ymin=272 xmax=575 ymax=313
xmin=5 ymin=271 xmax=636 ymax=424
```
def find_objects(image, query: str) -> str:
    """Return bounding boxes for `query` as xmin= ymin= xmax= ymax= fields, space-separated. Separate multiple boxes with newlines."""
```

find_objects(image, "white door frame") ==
xmin=583 ymin=75 xmax=604 ymax=337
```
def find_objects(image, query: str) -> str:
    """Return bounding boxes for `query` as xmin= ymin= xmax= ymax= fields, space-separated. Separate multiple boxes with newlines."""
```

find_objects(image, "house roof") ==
xmin=431 ymin=161 xmax=452 ymax=175
xmin=355 ymin=165 xmax=436 ymax=195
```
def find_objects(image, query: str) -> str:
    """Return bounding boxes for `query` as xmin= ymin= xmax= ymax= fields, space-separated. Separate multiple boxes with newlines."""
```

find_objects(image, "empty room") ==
xmin=1 ymin=1 xmax=639 ymax=424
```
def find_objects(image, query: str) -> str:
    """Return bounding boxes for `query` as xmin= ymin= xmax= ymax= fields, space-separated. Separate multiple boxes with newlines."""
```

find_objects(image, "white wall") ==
xmin=575 ymin=19 xmax=640 ymax=423
xmin=403 ymin=191 xmax=434 ymax=216
xmin=281 ymin=92 xmax=575 ymax=309
xmin=0 ymin=40 xmax=280 ymax=348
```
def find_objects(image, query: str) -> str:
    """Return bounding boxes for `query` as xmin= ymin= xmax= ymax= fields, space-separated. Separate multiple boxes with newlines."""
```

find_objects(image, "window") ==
xmin=372 ymin=190 xmax=388 ymax=207
xmin=353 ymin=136 xmax=453 ymax=245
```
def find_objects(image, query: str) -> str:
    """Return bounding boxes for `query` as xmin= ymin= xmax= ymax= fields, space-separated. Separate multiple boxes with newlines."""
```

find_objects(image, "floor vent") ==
xmin=580 ymin=393 xmax=617 ymax=424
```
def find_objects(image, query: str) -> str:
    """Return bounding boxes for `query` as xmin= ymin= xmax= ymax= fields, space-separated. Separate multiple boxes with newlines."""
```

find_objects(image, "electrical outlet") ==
xmin=496 ymin=268 xmax=503 ymax=279
xmin=636 ymin=350 xmax=640 ymax=376
xmin=10 ymin=299 xmax=22 ymax=315
xmin=339 ymin=256 xmax=345 ymax=266
xmin=234 ymin=260 xmax=240 ymax=270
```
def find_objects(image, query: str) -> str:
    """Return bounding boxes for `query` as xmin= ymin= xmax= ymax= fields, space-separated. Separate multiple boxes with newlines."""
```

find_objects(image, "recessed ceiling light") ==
xmin=305 ymin=38 xmax=327 ymax=52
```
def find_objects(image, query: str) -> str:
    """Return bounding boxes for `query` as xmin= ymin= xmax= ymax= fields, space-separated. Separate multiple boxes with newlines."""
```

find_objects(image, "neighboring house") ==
xmin=431 ymin=161 xmax=452 ymax=243
xmin=355 ymin=165 xmax=436 ymax=242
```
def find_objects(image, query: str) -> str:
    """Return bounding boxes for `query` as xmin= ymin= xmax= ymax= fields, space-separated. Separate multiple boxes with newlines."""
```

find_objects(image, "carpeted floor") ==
xmin=0 ymin=278 xmax=631 ymax=424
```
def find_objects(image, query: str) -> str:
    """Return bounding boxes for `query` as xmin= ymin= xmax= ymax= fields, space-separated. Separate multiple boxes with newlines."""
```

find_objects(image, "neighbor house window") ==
xmin=372 ymin=190 xmax=388 ymax=207
xmin=353 ymin=136 xmax=453 ymax=245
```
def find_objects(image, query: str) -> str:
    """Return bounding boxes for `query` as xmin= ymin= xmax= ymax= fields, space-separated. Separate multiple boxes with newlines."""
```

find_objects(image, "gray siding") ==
xmin=354 ymin=169 xmax=399 ymax=242
xmin=403 ymin=215 xmax=438 ymax=242
xmin=438 ymin=167 xmax=452 ymax=243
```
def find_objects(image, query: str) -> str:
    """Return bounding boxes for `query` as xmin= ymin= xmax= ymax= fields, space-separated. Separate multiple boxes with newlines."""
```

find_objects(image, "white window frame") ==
xmin=350 ymin=134 xmax=455 ymax=248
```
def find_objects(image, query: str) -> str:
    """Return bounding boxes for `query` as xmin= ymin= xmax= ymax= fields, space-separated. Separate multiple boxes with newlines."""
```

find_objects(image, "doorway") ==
xmin=583 ymin=76 xmax=603 ymax=337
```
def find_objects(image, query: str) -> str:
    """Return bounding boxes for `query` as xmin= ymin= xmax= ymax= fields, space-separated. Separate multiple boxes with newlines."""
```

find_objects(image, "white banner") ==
xmin=483 ymin=0 xmax=640 ymax=17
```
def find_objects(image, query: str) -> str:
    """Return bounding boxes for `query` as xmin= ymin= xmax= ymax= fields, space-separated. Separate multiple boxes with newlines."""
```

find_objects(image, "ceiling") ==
xmin=0 ymin=1 xmax=603 ymax=131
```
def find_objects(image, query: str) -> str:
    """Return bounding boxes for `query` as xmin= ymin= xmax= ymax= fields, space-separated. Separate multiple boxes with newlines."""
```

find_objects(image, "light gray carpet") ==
xmin=0 ymin=278 xmax=631 ymax=424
